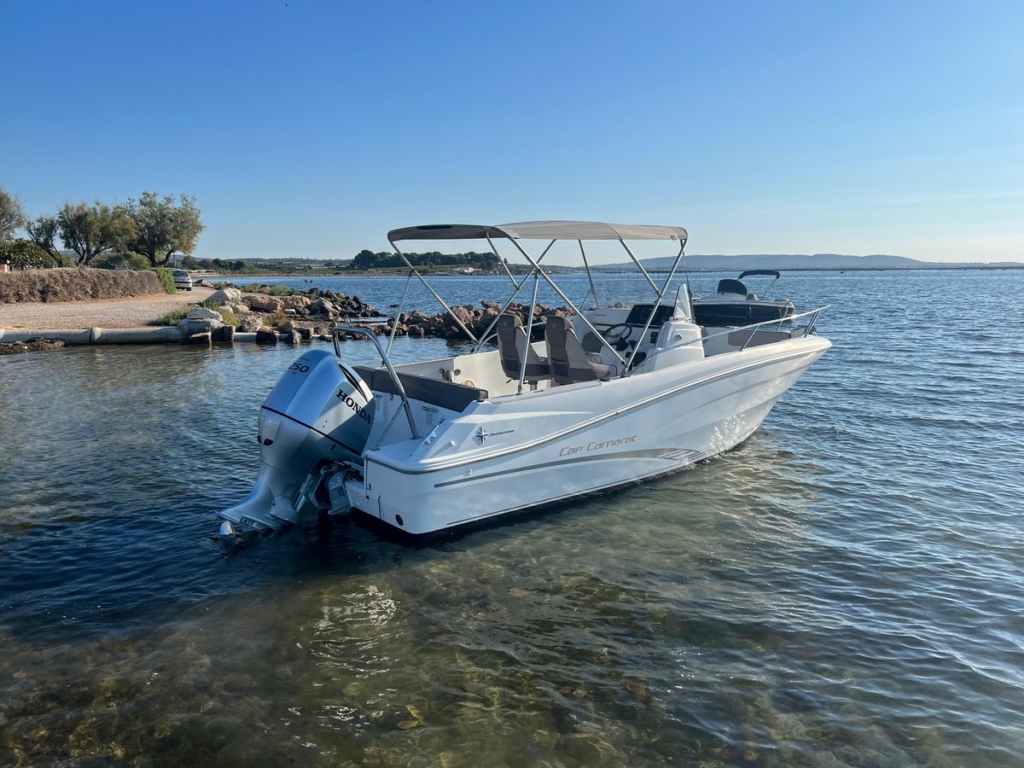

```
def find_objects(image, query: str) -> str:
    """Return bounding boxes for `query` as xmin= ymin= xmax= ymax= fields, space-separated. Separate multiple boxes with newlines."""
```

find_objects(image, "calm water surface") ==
xmin=1 ymin=270 xmax=1023 ymax=766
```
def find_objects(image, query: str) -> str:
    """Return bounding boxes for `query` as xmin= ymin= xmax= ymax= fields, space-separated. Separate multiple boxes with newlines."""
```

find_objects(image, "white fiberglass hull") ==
xmin=346 ymin=336 xmax=829 ymax=535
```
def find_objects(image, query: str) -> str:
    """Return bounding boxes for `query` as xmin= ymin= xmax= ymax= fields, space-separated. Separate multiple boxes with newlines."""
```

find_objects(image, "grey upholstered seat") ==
xmin=496 ymin=314 xmax=550 ymax=384
xmin=544 ymin=316 xmax=616 ymax=385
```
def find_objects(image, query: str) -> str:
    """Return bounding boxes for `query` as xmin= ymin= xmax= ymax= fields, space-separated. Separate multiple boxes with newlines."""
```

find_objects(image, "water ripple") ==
xmin=2 ymin=270 xmax=1024 ymax=765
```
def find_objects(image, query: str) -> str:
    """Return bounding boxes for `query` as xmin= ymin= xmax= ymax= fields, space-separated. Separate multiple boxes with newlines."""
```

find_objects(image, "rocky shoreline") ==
xmin=179 ymin=283 xmax=573 ymax=345
xmin=0 ymin=281 xmax=581 ymax=351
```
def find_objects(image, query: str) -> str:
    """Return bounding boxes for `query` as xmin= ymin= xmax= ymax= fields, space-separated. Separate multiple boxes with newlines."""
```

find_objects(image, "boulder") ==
xmin=246 ymin=294 xmax=283 ymax=313
xmin=239 ymin=316 xmax=263 ymax=332
xmin=281 ymin=295 xmax=311 ymax=310
xmin=187 ymin=307 xmax=223 ymax=321
xmin=179 ymin=309 xmax=223 ymax=338
xmin=208 ymin=287 xmax=242 ymax=304
xmin=311 ymin=298 xmax=335 ymax=315
xmin=445 ymin=305 xmax=475 ymax=329
xmin=213 ymin=325 xmax=236 ymax=343
xmin=255 ymin=328 xmax=279 ymax=344
xmin=279 ymin=320 xmax=313 ymax=340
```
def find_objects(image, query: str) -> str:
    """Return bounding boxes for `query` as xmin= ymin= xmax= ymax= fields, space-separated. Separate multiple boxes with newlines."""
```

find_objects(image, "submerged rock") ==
xmin=0 ymin=338 xmax=66 ymax=355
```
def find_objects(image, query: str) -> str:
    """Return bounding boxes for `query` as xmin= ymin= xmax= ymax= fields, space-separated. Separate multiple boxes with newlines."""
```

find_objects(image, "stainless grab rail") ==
xmin=631 ymin=305 xmax=830 ymax=371
xmin=727 ymin=305 xmax=828 ymax=350
xmin=333 ymin=326 xmax=421 ymax=441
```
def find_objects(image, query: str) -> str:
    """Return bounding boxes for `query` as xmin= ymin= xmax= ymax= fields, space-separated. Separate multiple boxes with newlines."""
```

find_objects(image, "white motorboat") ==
xmin=218 ymin=222 xmax=829 ymax=540
xmin=692 ymin=270 xmax=795 ymax=327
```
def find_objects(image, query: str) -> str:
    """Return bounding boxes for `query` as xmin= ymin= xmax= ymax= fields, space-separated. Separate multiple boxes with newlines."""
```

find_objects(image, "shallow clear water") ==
xmin=2 ymin=270 xmax=1023 ymax=766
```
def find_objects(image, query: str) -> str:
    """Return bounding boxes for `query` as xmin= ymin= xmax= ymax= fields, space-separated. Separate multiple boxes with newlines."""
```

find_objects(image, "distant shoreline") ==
xmin=212 ymin=263 xmax=1024 ymax=280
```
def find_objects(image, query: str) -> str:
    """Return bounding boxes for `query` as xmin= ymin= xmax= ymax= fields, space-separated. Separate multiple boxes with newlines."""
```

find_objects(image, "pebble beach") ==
xmin=0 ymin=286 xmax=217 ymax=331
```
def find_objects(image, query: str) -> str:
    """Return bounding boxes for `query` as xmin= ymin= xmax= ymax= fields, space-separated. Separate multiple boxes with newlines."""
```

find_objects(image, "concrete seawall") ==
xmin=0 ymin=327 xmax=183 ymax=344
xmin=0 ymin=327 xmax=281 ymax=345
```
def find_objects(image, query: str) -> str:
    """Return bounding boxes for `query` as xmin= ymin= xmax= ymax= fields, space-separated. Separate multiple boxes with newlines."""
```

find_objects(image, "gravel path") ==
xmin=0 ymin=287 xmax=218 ymax=331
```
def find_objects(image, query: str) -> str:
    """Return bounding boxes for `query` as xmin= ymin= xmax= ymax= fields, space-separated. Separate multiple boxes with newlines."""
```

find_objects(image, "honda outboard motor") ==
xmin=218 ymin=348 xmax=373 ymax=536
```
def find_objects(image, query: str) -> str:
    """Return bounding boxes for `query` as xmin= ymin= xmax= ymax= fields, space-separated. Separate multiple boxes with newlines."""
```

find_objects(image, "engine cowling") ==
xmin=218 ymin=349 xmax=374 ymax=533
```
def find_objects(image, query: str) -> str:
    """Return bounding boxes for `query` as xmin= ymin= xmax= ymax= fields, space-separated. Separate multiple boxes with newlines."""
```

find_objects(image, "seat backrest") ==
xmin=545 ymin=316 xmax=603 ymax=385
xmin=496 ymin=314 xmax=549 ymax=382
xmin=716 ymin=278 xmax=748 ymax=295
xmin=353 ymin=366 xmax=488 ymax=412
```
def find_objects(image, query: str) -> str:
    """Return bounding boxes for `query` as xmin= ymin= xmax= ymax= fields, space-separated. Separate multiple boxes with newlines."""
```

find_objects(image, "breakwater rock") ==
xmin=0 ymin=337 xmax=66 ymax=355
xmin=375 ymin=301 xmax=573 ymax=341
xmin=203 ymin=284 xmax=576 ymax=344
xmin=218 ymin=285 xmax=377 ymax=320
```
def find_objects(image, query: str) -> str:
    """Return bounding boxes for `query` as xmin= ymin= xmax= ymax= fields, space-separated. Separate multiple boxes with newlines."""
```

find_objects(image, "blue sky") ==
xmin=2 ymin=0 xmax=1021 ymax=263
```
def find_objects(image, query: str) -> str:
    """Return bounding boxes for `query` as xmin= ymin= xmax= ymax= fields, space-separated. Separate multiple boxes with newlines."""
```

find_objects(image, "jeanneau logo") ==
xmin=475 ymin=426 xmax=515 ymax=443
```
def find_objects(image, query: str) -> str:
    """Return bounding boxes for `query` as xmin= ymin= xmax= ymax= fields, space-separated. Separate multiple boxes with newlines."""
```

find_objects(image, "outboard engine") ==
xmin=218 ymin=349 xmax=374 ymax=536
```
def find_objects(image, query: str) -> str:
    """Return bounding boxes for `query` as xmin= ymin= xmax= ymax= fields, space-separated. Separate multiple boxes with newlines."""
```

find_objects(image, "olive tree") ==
xmin=57 ymin=201 xmax=136 ymax=266
xmin=0 ymin=187 xmax=26 ymax=242
xmin=25 ymin=214 xmax=68 ymax=266
xmin=127 ymin=192 xmax=204 ymax=266
xmin=0 ymin=238 xmax=51 ymax=268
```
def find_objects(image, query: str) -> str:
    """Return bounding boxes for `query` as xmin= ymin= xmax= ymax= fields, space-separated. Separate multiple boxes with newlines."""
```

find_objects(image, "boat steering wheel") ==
xmin=601 ymin=323 xmax=633 ymax=351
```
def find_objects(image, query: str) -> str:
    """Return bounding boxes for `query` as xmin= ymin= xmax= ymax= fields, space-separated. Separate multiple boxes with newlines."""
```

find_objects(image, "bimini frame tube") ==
xmin=517 ymin=272 xmax=541 ymax=395
xmin=386 ymin=268 xmax=415 ymax=355
xmin=388 ymin=240 xmax=478 ymax=342
xmin=499 ymin=239 xmax=626 ymax=374
xmin=620 ymin=240 xmax=686 ymax=373
xmin=579 ymin=239 xmax=600 ymax=309
xmin=488 ymin=234 xmax=519 ymax=290
xmin=471 ymin=239 xmax=556 ymax=354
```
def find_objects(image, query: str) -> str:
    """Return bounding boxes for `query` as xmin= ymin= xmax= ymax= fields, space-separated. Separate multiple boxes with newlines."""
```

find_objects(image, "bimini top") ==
xmin=388 ymin=220 xmax=688 ymax=243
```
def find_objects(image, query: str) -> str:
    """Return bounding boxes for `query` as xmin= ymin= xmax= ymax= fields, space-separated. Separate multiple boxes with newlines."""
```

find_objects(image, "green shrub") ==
xmin=151 ymin=306 xmax=191 ymax=326
xmin=94 ymin=251 xmax=151 ymax=270
xmin=218 ymin=307 xmax=242 ymax=328
xmin=264 ymin=285 xmax=294 ymax=296
xmin=150 ymin=267 xmax=176 ymax=293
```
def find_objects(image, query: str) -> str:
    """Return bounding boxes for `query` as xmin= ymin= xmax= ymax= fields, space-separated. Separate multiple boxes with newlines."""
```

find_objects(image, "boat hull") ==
xmin=346 ymin=336 xmax=829 ymax=534
xmin=692 ymin=300 xmax=795 ymax=327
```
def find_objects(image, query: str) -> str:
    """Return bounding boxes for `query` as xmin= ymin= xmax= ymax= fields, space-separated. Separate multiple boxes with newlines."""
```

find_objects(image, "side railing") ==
xmin=632 ymin=305 xmax=829 ymax=371
xmin=704 ymin=309 xmax=831 ymax=354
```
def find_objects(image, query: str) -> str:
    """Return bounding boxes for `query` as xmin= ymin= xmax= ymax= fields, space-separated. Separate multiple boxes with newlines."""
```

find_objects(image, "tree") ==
xmin=57 ymin=201 xmax=136 ymax=265
xmin=127 ymin=192 xmax=204 ymax=266
xmin=0 ymin=238 xmax=50 ymax=268
xmin=25 ymin=214 xmax=67 ymax=266
xmin=0 ymin=187 xmax=26 ymax=242
xmin=92 ymin=250 xmax=150 ymax=270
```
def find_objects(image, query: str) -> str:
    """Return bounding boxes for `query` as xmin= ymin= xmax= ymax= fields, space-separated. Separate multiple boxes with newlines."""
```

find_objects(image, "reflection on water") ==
xmin=2 ymin=270 xmax=1024 ymax=766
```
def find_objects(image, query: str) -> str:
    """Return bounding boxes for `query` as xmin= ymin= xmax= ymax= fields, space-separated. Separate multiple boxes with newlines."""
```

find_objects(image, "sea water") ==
xmin=1 ymin=270 xmax=1022 ymax=766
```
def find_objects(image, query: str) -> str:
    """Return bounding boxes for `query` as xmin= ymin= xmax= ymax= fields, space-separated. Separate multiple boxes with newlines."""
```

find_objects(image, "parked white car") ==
xmin=171 ymin=269 xmax=193 ymax=291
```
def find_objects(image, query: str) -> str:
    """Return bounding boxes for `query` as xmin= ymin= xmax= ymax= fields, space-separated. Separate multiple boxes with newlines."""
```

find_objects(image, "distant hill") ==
xmin=593 ymin=253 xmax=1022 ymax=271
